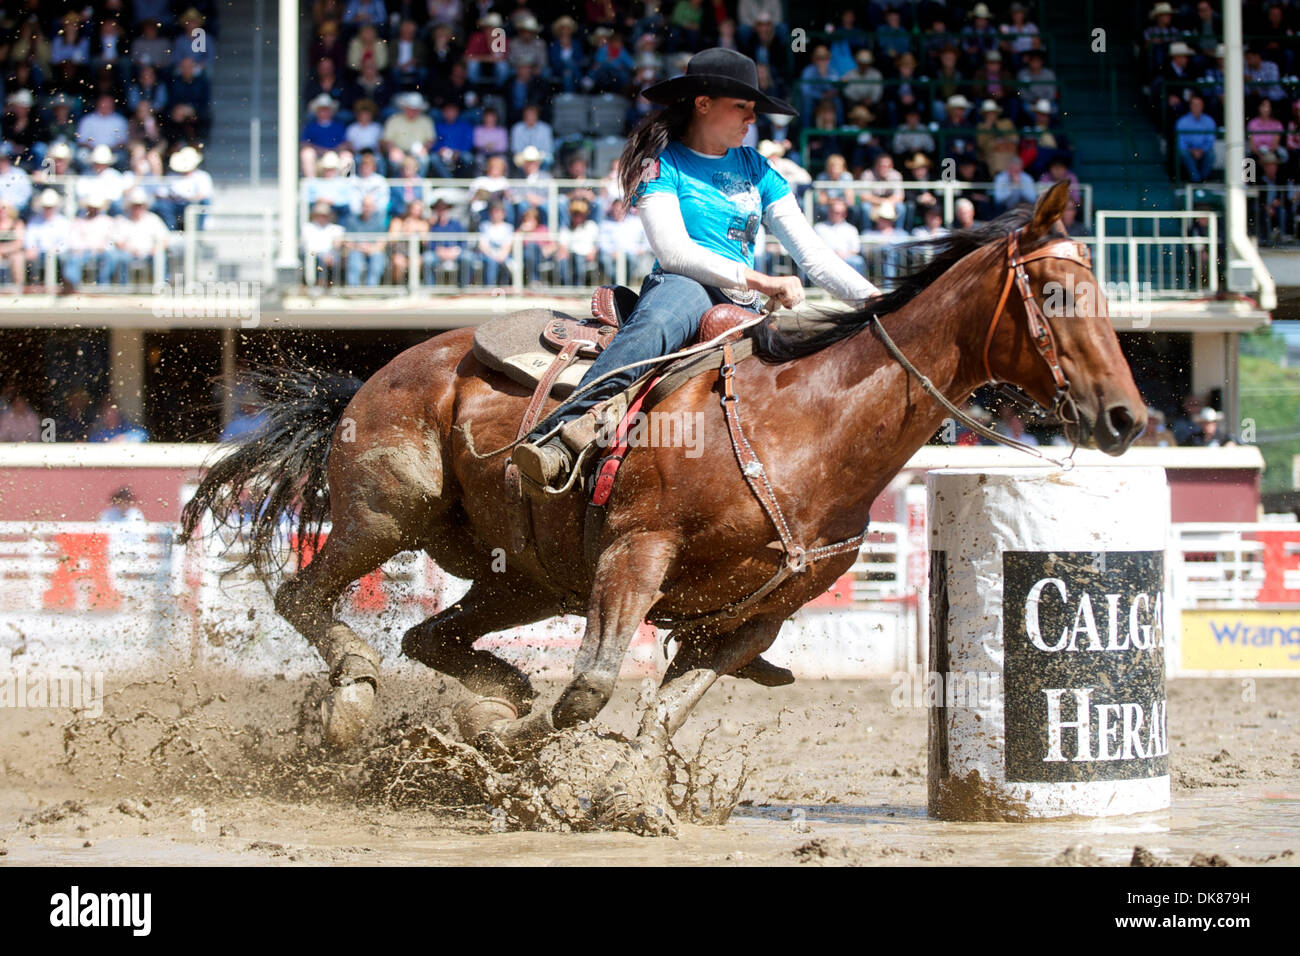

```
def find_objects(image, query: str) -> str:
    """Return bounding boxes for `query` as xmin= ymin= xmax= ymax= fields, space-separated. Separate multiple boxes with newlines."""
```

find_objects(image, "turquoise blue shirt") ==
xmin=634 ymin=141 xmax=790 ymax=267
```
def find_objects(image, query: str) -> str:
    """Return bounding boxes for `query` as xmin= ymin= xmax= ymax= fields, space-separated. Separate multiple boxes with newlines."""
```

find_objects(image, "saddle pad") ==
xmin=473 ymin=308 xmax=596 ymax=397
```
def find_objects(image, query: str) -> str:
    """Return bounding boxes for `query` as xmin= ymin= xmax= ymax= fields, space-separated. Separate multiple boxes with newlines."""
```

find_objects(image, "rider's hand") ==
xmin=765 ymin=275 xmax=805 ymax=310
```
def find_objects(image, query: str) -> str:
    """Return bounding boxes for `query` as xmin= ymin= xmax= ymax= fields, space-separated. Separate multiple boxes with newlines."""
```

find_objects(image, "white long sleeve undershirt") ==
xmin=762 ymin=193 xmax=881 ymax=306
xmin=637 ymin=191 xmax=881 ymax=306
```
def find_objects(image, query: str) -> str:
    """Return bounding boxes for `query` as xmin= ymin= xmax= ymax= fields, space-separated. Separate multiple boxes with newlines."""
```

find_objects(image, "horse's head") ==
xmin=982 ymin=182 xmax=1146 ymax=454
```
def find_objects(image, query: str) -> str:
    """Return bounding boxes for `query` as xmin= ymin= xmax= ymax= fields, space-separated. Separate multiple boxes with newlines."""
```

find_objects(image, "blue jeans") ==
xmin=64 ymin=250 xmax=119 ymax=286
xmin=347 ymin=248 xmax=386 ymax=285
xmin=525 ymin=270 xmax=755 ymax=442
xmin=1180 ymin=148 xmax=1214 ymax=183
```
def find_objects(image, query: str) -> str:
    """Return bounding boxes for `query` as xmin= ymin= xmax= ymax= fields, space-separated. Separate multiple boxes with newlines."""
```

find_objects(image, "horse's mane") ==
xmin=751 ymin=204 xmax=1037 ymax=362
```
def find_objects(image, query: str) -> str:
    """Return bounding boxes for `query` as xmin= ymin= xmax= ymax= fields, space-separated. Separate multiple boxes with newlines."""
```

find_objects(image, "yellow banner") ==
xmin=1181 ymin=609 xmax=1300 ymax=672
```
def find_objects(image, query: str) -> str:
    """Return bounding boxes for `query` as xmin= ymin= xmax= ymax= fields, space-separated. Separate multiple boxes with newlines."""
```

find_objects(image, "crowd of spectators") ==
xmin=298 ymin=0 xmax=1084 ymax=288
xmin=1146 ymin=1 xmax=1299 ymax=242
xmin=0 ymin=3 xmax=216 ymax=288
xmin=0 ymin=385 xmax=148 ymax=442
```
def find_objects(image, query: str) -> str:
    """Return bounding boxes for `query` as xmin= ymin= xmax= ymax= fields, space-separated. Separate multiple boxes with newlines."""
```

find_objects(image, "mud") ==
xmin=0 ymin=674 xmax=1297 ymax=865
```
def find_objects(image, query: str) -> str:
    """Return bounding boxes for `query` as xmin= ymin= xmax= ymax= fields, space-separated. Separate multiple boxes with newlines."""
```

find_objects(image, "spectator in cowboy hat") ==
xmin=301 ymin=93 xmax=347 ymax=176
xmin=23 ymin=189 xmax=71 ymax=286
xmin=302 ymin=200 xmax=344 ymax=286
xmin=548 ymin=15 xmax=587 ymax=93
xmin=757 ymin=138 xmax=812 ymax=189
xmin=65 ymin=193 xmax=118 ymax=288
xmin=962 ymin=3 xmax=999 ymax=60
xmin=1159 ymin=41 xmax=1199 ymax=118
xmin=511 ymin=144 xmax=552 ymax=221
xmin=841 ymin=49 xmax=883 ymax=109
xmin=381 ymin=91 xmax=434 ymax=174
xmin=1189 ymin=407 xmax=1237 ymax=447
xmin=1144 ymin=3 xmax=1179 ymax=65
xmin=304 ymin=150 xmax=356 ymax=220
xmin=509 ymin=13 xmax=547 ymax=72
xmin=1024 ymin=98 xmax=1071 ymax=175
xmin=864 ymin=199 xmax=906 ymax=279
xmin=32 ymin=142 xmax=74 ymax=200
xmin=155 ymin=146 xmax=212 ymax=229
xmin=75 ymin=144 xmax=127 ymax=213
xmin=112 ymin=188 xmax=170 ymax=285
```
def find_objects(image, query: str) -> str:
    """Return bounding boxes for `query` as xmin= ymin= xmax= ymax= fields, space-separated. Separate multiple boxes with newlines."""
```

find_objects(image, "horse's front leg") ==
xmin=639 ymin=616 xmax=785 ymax=739
xmin=551 ymin=532 xmax=678 ymax=727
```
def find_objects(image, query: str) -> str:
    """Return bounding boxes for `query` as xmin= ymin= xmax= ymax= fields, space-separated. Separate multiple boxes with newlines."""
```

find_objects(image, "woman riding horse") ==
xmin=514 ymin=48 xmax=882 ymax=486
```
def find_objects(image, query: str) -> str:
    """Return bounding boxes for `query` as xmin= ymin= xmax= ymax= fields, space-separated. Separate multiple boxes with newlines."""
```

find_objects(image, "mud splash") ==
xmin=52 ymin=672 xmax=757 ymax=837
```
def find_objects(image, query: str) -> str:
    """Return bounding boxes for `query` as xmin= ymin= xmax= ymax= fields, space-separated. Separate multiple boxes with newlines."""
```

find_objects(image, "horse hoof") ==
xmin=733 ymin=655 xmax=796 ymax=687
xmin=481 ymin=706 xmax=556 ymax=753
xmin=454 ymin=696 xmax=518 ymax=741
xmin=321 ymin=681 xmax=376 ymax=749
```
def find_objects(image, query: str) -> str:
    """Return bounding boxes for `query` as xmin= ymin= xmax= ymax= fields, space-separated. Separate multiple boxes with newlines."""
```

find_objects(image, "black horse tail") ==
xmin=178 ymin=362 xmax=364 ymax=580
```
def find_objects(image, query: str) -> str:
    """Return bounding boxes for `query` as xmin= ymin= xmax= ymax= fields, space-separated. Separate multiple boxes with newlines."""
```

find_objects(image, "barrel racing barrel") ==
xmin=926 ymin=467 xmax=1170 ymax=820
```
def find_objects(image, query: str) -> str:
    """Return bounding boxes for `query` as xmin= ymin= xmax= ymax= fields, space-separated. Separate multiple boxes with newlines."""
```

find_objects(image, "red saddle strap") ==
xmin=590 ymin=374 xmax=662 ymax=507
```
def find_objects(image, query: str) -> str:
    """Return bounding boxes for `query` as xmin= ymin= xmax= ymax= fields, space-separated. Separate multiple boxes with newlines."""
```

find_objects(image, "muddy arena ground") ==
xmin=1 ymin=672 xmax=1296 ymax=866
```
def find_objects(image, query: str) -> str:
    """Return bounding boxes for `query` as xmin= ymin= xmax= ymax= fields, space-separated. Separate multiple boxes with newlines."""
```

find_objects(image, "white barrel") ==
xmin=926 ymin=466 xmax=1170 ymax=820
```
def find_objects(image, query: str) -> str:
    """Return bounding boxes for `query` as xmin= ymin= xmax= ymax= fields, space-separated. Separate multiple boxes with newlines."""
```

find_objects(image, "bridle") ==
xmin=982 ymin=227 xmax=1093 ymax=428
xmin=871 ymin=225 xmax=1096 ymax=462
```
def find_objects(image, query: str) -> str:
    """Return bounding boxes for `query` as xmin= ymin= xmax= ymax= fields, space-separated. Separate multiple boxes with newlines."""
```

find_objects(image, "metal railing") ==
xmin=802 ymin=177 xmax=1093 ymax=225
xmin=1184 ymin=182 xmax=1299 ymax=247
xmin=0 ymin=230 xmax=170 ymax=293
xmin=1094 ymin=210 xmax=1219 ymax=300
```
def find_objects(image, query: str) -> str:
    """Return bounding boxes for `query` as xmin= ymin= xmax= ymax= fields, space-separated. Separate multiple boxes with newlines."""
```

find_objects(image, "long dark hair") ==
xmin=619 ymin=99 xmax=694 ymax=202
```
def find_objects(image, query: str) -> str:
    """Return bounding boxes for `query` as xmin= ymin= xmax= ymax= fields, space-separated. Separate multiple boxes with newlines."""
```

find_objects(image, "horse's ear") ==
xmin=1025 ymin=181 xmax=1071 ymax=240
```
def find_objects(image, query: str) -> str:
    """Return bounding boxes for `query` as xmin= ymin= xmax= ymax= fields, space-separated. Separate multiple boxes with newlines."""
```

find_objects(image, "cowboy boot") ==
xmin=514 ymin=436 xmax=574 ymax=486
xmin=515 ymin=411 xmax=603 ymax=488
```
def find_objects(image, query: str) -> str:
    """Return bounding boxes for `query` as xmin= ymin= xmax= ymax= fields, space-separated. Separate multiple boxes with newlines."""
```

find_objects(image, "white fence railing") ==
xmin=1 ymin=517 xmax=1295 ymax=678
xmin=0 ymin=517 xmax=1284 ymax=617
xmin=1095 ymin=210 xmax=1219 ymax=300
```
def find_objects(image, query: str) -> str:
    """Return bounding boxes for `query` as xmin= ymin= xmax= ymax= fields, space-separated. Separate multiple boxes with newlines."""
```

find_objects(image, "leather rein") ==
xmin=872 ymin=226 xmax=1095 ymax=465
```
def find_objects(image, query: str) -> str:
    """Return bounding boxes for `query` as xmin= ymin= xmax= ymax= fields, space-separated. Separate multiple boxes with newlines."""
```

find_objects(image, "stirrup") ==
xmin=514 ymin=437 xmax=574 ymax=488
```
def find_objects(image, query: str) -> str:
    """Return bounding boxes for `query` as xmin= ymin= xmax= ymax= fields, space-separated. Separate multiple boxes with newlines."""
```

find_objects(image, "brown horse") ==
xmin=180 ymin=182 xmax=1145 ymax=748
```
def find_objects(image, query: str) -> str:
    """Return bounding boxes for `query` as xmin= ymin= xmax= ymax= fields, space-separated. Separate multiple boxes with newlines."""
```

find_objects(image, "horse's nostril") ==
xmin=1106 ymin=404 xmax=1137 ymax=441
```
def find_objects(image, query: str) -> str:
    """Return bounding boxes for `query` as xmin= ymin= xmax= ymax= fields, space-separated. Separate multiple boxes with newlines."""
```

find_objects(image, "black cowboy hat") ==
xmin=641 ymin=48 xmax=796 ymax=115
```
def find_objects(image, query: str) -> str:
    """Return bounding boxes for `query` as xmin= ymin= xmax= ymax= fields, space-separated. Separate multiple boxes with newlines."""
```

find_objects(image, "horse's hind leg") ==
xmin=638 ymin=616 xmax=785 ymax=739
xmin=401 ymin=575 xmax=561 ymax=716
xmin=274 ymin=519 xmax=405 ymax=747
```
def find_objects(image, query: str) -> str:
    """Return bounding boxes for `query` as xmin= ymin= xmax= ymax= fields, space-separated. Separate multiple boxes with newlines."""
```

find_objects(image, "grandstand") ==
xmin=0 ymin=0 xmax=1289 ymax=502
